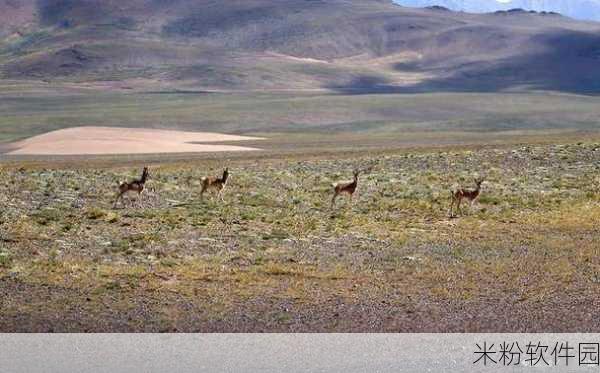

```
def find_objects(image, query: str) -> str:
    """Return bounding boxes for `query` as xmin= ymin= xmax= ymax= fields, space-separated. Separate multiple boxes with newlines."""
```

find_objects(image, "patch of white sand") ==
xmin=9 ymin=126 xmax=263 ymax=155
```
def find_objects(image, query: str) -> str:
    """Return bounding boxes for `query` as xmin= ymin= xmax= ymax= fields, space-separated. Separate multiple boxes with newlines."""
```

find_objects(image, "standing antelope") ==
xmin=114 ymin=167 xmax=149 ymax=208
xmin=200 ymin=168 xmax=229 ymax=202
xmin=448 ymin=177 xmax=484 ymax=218
xmin=331 ymin=170 xmax=360 ymax=208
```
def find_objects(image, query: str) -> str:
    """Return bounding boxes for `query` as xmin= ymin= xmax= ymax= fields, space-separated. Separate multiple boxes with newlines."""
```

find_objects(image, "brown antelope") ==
xmin=114 ymin=167 xmax=149 ymax=208
xmin=200 ymin=168 xmax=229 ymax=202
xmin=449 ymin=177 xmax=484 ymax=218
xmin=331 ymin=170 xmax=360 ymax=208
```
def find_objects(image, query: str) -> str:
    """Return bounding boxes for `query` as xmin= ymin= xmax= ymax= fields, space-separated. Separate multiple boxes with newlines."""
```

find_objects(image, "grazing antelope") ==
xmin=114 ymin=167 xmax=149 ymax=208
xmin=449 ymin=177 xmax=484 ymax=218
xmin=331 ymin=170 xmax=360 ymax=208
xmin=200 ymin=168 xmax=229 ymax=202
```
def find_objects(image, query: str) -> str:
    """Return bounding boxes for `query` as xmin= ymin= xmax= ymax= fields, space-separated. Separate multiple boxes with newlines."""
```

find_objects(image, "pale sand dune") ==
xmin=8 ymin=126 xmax=263 ymax=155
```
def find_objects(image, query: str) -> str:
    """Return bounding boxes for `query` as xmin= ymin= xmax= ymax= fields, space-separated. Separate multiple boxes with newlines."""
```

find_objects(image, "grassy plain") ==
xmin=1 ymin=139 xmax=600 ymax=332
xmin=2 ymin=86 xmax=600 ymax=145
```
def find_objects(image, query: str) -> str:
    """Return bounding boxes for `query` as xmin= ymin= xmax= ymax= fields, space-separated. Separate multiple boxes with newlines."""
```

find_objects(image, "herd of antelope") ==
xmin=114 ymin=166 xmax=485 ymax=218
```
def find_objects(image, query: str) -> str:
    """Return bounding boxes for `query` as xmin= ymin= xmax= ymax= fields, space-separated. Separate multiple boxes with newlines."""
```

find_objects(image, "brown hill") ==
xmin=1 ymin=0 xmax=600 ymax=93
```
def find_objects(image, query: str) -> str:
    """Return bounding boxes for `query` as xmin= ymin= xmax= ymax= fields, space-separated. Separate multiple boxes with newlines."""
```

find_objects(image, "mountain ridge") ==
xmin=2 ymin=0 xmax=600 ymax=94
xmin=395 ymin=0 xmax=600 ymax=22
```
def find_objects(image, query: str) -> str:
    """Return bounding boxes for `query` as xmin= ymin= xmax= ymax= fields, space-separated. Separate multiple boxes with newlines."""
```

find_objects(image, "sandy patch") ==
xmin=262 ymin=52 xmax=329 ymax=64
xmin=8 ymin=126 xmax=263 ymax=155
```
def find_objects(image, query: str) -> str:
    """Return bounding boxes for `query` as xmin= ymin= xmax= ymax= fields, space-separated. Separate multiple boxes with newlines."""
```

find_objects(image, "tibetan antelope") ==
xmin=114 ymin=167 xmax=149 ymax=208
xmin=449 ymin=177 xmax=484 ymax=218
xmin=200 ymin=168 xmax=229 ymax=202
xmin=331 ymin=170 xmax=360 ymax=208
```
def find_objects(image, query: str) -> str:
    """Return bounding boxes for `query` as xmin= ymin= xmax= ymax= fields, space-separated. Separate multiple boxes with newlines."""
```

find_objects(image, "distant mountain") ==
xmin=395 ymin=0 xmax=600 ymax=22
xmin=2 ymin=0 xmax=600 ymax=94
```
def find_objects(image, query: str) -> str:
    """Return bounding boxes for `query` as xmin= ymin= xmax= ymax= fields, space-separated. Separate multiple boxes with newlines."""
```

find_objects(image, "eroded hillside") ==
xmin=1 ymin=0 xmax=600 ymax=93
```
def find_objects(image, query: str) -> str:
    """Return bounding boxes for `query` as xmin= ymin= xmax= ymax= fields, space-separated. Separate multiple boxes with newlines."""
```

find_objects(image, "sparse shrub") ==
xmin=48 ymin=248 xmax=60 ymax=263
xmin=263 ymin=229 xmax=289 ymax=240
xmin=263 ymin=263 xmax=295 ymax=276
xmin=86 ymin=207 xmax=107 ymax=220
xmin=105 ymin=212 xmax=119 ymax=223
xmin=478 ymin=195 xmax=501 ymax=205
xmin=160 ymin=258 xmax=178 ymax=267
xmin=0 ymin=250 xmax=12 ymax=268
xmin=32 ymin=208 xmax=61 ymax=225
xmin=110 ymin=239 xmax=129 ymax=253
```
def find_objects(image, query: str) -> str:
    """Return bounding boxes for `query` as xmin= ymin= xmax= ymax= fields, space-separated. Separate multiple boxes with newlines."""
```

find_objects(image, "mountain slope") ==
xmin=1 ymin=0 xmax=600 ymax=93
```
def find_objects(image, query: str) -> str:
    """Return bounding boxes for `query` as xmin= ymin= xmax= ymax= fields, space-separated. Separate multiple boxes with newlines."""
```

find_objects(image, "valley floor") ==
xmin=1 ymin=140 xmax=600 ymax=332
